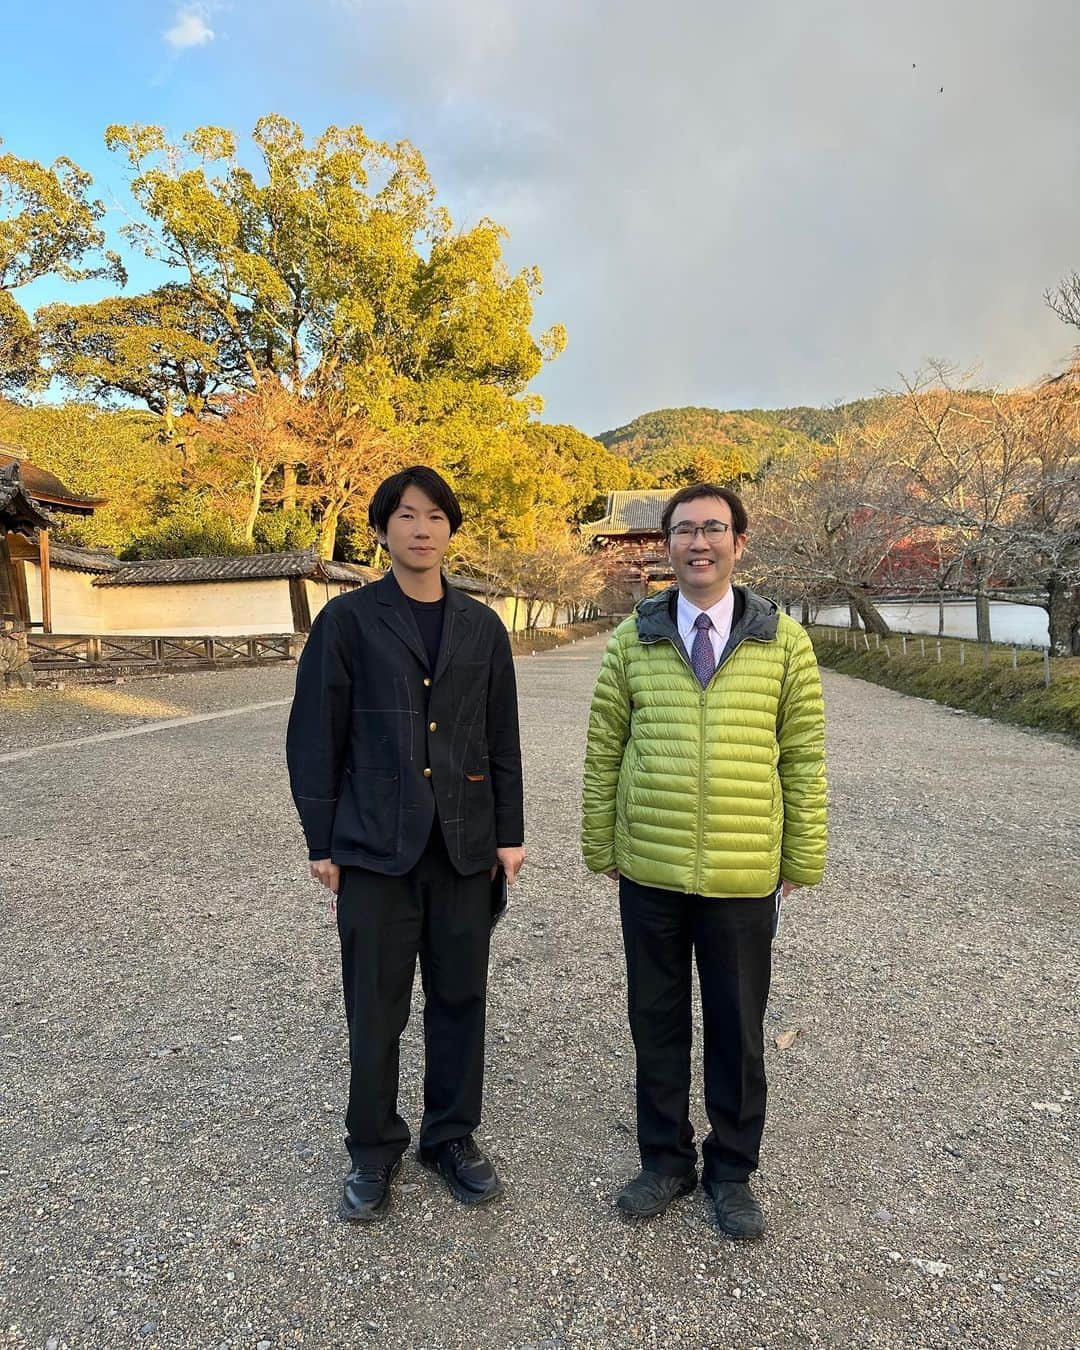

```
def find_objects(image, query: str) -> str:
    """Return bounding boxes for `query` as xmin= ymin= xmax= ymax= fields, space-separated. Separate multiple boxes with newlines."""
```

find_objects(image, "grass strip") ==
xmin=809 ymin=628 xmax=1080 ymax=741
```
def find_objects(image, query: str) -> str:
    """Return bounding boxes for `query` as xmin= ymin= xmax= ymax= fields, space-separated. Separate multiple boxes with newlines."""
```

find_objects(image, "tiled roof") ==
xmin=49 ymin=544 xmax=123 ymax=574
xmin=446 ymin=572 xmax=489 ymax=594
xmin=94 ymin=549 xmax=379 ymax=588
xmin=0 ymin=448 xmax=103 ymax=512
xmin=48 ymin=544 xmax=496 ymax=594
xmin=320 ymin=559 xmax=382 ymax=584
xmin=582 ymin=490 xmax=671 ymax=536
xmin=0 ymin=462 xmax=57 ymax=531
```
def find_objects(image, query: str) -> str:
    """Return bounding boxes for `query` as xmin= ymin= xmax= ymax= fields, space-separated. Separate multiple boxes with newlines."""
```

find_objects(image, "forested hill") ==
xmin=595 ymin=398 xmax=902 ymax=484
xmin=737 ymin=396 xmax=902 ymax=442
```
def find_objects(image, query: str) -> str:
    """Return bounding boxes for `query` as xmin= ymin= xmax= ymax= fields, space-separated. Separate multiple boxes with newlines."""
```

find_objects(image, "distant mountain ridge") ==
xmin=594 ymin=398 xmax=903 ymax=484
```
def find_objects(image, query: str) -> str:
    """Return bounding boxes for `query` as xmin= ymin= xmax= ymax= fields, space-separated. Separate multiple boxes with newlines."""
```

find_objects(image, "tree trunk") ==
xmin=938 ymin=594 xmax=946 ymax=637
xmin=847 ymin=598 xmax=860 ymax=629
xmin=799 ymin=598 xmax=810 ymax=626
xmin=317 ymin=507 xmax=340 ymax=560
xmin=974 ymin=580 xmax=992 ymax=645
xmin=243 ymin=467 xmax=264 ymax=543
xmin=846 ymin=586 xmax=891 ymax=635
xmin=1046 ymin=574 xmax=1080 ymax=656
xmin=282 ymin=463 xmax=297 ymax=512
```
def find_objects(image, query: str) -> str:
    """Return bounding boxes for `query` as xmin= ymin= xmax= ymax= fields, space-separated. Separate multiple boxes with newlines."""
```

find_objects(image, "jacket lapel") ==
xmin=374 ymin=572 xmax=430 ymax=670
xmin=432 ymin=583 xmax=471 ymax=685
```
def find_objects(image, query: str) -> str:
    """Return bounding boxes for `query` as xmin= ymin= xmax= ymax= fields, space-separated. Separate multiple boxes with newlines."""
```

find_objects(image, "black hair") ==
xmin=367 ymin=466 xmax=463 ymax=536
xmin=660 ymin=482 xmax=748 ymax=537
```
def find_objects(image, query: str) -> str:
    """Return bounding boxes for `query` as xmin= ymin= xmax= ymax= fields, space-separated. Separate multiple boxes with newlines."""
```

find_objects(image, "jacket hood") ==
xmin=634 ymin=584 xmax=779 ymax=646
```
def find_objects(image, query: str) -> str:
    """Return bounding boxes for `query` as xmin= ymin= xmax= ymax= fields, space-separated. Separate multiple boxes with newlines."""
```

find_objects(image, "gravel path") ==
xmin=1 ymin=638 xmax=1076 ymax=1349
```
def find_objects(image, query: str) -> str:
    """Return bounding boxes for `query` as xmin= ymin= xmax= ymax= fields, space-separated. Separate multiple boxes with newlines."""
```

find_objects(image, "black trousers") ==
xmin=336 ymin=826 xmax=492 ymax=1166
xmin=619 ymin=875 xmax=775 ymax=1183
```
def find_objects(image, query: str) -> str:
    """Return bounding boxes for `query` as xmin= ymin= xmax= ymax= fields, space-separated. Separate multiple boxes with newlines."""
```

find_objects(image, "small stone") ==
xmin=257 ymin=1342 xmax=272 ymax=1349
xmin=872 ymin=1208 xmax=892 ymax=1224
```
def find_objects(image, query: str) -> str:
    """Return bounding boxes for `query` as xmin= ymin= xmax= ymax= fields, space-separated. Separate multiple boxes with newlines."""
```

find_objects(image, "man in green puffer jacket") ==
xmin=582 ymin=482 xmax=827 ymax=1239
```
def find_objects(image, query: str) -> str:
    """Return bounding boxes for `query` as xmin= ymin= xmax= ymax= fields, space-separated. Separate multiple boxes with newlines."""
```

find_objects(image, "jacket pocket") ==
xmin=336 ymin=767 xmax=400 ymax=858
xmin=769 ymin=769 xmax=783 ymax=855
xmin=461 ymin=770 xmax=496 ymax=857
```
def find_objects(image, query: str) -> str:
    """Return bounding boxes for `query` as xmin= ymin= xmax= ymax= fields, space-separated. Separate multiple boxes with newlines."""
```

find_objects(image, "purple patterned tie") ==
xmin=691 ymin=612 xmax=715 ymax=687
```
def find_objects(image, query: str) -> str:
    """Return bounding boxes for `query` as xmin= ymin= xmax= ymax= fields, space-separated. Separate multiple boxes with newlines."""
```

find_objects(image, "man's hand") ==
xmin=604 ymin=868 xmax=620 ymax=881
xmin=781 ymin=880 xmax=802 ymax=899
xmin=493 ymin=846 xmax=526 ymax=884
xmin=310 ymin=859 xmax=341 ymax=916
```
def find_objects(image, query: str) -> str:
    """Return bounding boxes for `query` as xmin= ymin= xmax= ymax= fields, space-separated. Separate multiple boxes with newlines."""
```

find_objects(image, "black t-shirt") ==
xmin=407 ymin=594 xmax=446 ymax=673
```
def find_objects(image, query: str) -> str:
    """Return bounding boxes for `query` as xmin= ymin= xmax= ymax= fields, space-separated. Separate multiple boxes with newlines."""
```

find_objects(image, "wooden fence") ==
xmin=814 ymin=625 xmax=1055 ymax=686
xmin=27 ymin=633 xmax=300 ymax=671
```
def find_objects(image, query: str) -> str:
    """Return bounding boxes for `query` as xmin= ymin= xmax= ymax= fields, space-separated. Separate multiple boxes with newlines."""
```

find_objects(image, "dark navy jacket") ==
xmin=286 ymin=571 xmax=524 ymax=876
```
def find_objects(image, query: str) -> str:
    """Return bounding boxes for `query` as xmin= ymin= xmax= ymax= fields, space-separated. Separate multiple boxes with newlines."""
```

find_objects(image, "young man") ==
xmin=582 ymin=483 xmax=826 ymax=1239
xmin=287 ymin=466 xmax=526 ymax=1222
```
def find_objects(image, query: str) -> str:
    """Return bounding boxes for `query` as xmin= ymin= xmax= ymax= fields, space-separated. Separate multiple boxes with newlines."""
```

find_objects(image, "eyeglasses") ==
xmin=668 ymin=520 xmax=732 ymax=541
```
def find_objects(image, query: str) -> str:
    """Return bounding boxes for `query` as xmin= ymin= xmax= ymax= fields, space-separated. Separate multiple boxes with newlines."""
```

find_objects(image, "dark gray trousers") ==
xmin=337 ymin=828 xmax=492 ymax=1166
xmin=619 ymin=875 xmax=775 ymax=1183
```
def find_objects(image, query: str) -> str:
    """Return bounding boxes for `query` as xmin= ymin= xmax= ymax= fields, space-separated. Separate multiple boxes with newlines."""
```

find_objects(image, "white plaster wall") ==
xmin=24 ymin=562 xmax=105 ymax=634
xmin=814 ymin=599 xmax=1050 ymax=648
xmin=100 ymin=578 xmax=295 ymax=636
xmin=470 ymin=594 xmax=572 ymax=631
xmin=305 ymin=577 xmax=361 ymax=623
xmin=31 ymin=564 xmax=577 ymax=638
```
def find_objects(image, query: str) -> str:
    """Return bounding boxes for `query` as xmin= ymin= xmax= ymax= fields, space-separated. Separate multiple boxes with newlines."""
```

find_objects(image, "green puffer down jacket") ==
xmin=582 ymin=585 xmax=827 ymax=897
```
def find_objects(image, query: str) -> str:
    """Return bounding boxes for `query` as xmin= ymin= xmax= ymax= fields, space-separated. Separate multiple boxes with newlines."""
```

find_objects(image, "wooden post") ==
xmin=901 ymin=635 xmax=907 ymax=656
xmin=1011 ymin=647 xmax=1017 ymax=670
xmin=920 ymin=638 xmax=926 ymax=658
xmin=38 ymin=528 xmax=52 ymax=635
xmin=936 ymin=642 xmax=942 ymax=664
xmin=959 ymin=644 xmax=965 ymax=667
xmin=863 ymin=633 xmax=871 ymax=652
xmin=883 ymin=641 xmax=891 ymax=658
xmin=1044 ymin=649 xmax=1051 ymax=687
xmin=874 ymin=633 xmax=880 ymax=650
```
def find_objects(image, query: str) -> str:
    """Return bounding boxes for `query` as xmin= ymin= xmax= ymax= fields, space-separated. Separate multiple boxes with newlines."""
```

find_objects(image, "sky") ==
xmin=4 ymin=0 xmax=1080 ymax=434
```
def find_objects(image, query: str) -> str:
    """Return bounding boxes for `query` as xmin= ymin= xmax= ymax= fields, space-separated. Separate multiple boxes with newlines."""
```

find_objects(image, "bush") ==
xmin=252 ymin=508 xmax=318 ymax=553
xmin=122 ymin=503 xmax=254 ymax=560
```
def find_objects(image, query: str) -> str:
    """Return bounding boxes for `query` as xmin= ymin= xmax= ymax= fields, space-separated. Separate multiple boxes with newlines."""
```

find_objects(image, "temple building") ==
xmin=583 ymin=489 xmax=674 ymax=611
xmin=1 ymin=451 xmax=101 ymax=634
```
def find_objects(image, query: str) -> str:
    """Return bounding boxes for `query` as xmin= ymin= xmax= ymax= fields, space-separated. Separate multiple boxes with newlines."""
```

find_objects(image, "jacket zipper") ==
xmin=641 ymin=630 xmax=773 ymax=893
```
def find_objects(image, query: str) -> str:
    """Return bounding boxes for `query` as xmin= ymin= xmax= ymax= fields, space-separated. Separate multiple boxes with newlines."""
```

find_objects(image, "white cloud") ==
xmin=230 ymin=0 xmax=1080 ymax=429
xmin=164 ymin=5 xmax=215 ymax=50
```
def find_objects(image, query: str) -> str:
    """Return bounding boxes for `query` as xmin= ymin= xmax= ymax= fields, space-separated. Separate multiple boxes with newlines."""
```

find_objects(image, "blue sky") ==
xmin=5 ymin=1 xmax=1080 ymax=433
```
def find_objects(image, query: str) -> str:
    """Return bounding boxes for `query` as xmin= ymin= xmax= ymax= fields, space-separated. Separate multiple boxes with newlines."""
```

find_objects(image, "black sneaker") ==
xmin=614 ymin=1168 xmax=697 ymax=1219
xmin=703 ymin=1178 xmax=765 ymax=1239
xmin=419 ymin=1134 xmax=503 ymax=1205
xmin=340 ymin=1157 xmax=402 ymax=1223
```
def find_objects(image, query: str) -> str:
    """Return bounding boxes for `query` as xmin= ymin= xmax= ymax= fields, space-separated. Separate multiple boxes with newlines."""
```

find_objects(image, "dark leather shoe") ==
xmin=340 ymin=1157 xmax=402 ymax=1222
xmin=614 ymin=1168 xmax=697 ymax=1219
xmin=419 ymin=1135 xmax=503 ymax=1205
xmin=703 ymin=1178 xmax=765 ymax=1238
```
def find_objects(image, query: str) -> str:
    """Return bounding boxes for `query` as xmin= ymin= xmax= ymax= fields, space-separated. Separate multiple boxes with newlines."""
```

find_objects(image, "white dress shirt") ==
xmin=677 ymin=587 xmax=735 ymax=665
